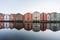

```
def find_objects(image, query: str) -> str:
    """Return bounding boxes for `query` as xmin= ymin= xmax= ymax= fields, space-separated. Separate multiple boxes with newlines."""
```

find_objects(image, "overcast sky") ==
xmin=0 ymin=0 xmax=60 ymax=14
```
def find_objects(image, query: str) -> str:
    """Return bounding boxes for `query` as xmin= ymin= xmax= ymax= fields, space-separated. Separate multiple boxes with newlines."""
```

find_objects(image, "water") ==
xmin=0 ymin=29 xmax=60 ymax=40
xmin=0 ymin=22 xmax=60 ymax=40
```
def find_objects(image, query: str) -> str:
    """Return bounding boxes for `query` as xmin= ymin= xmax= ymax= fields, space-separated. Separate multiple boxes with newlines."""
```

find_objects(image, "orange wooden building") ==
xmin=0 ymin=13 xmax=4 ymax=29
xmin=24 ymin=12 xmax=32 ymax=30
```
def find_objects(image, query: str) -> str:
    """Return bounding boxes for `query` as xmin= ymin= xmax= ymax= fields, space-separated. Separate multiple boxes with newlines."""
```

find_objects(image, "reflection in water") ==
xmin=0 ymin=22 xmax=60 ymax=32
xmin=0 ymin=22 xmax=60 ymax=40
xmin=32 ymin=23 xmax=40 ymax=32
xmin=47 ymin=23 xmax=60 ymax=31
xmin=14 ymin=22 xmax=23 ymax=30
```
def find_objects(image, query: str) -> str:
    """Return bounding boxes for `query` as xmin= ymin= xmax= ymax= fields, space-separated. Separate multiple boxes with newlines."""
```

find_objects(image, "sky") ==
xmin=0 ymin=0 xmax=60 ymax=14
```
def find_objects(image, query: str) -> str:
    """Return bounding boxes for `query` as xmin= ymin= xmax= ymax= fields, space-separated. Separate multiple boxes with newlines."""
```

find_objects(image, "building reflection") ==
xmin=47 ymin=23 xmax=60 ymax=31
xmin=0 ymin=22 xmax=60 ymax=32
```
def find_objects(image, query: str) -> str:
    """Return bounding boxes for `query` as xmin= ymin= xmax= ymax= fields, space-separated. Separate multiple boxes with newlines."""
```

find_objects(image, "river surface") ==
xmin=0 ymin=23 xmax=60 ymax=40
